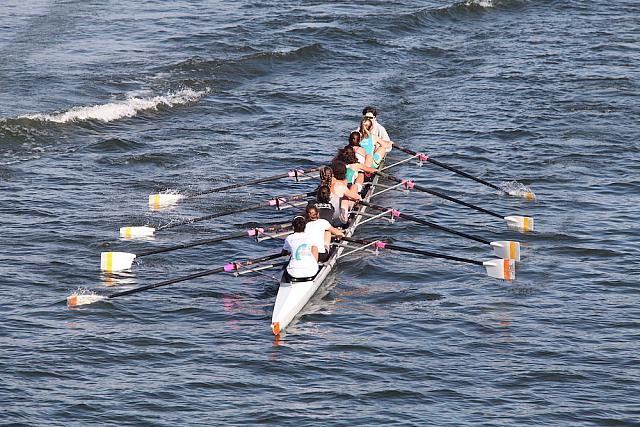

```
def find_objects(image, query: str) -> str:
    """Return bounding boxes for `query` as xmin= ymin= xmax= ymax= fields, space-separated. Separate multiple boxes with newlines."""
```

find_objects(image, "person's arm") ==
xmin=343 ymin=185 xmax=361 ymax=200
xmin=311 ymin=245 xmax=319 ymax=261
xmin=352 ymin=162 xmax=377 ymax=174
xmin=328 ymin=225 xmax=344 ymax=237
xmin=374 ymin=134 xmax=393 ymax=150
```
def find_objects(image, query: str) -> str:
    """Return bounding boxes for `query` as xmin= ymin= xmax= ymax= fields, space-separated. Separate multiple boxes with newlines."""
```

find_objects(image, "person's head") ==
xmin=331 ymin=160 xmax=347 ymax=180
xmin=348 ymin=131 xmax=361 ymax=147
xmin=359 ymin=118 xmax=373 ymax=137
xmin=305 ymin=205 xmax=320 ymax=221
xmin=362 ymin=106 xmax=378 ymax=119
xmin=316 ymin=185 xmax=331 ymax=204
xmin=292 ymin=215 xmax=306 ymax=232
xmin=319 ymin=165 xmax=333 ymax=185
xmin=336 ymin=146 xmax=357 ymax=165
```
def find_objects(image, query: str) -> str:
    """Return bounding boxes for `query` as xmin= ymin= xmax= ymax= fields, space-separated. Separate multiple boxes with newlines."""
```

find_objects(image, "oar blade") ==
xmin=148 ymin=193 xmax=184 ymax=210
xmin=507 ymin=189 xmax=536 ymax=201
xmin=482 ymin=259 xmax=516 ymax=281
xmin=67 ymin=293 xmax=107 ymax=307
xmin=100 ymin=252 xmax=137 ymax=272
xmin=489 ymin=241 xmax=521 ymax=262
xmin=119 ymin=226 xmax=155 ymax=238
xmin=504 ymin=216 xmax=534 ymax=232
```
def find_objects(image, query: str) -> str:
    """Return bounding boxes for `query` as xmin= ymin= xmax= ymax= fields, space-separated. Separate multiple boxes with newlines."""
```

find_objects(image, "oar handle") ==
xmin=380 ymin=173 xmax=505 ymax=219
xmin=344 ymin=237 xmax=483 ymax=266
xmin=359 ymin=201 xmax=490 ymax=245
xmin=189 ymin=167 xmax=320 ymax=198
xmin=107 ymin=252 xmax=287 ymax=299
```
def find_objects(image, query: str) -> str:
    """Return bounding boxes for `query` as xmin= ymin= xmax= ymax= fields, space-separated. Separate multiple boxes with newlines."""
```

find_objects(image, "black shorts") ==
xmin=318 ymin=251 xmax=330 ymax=263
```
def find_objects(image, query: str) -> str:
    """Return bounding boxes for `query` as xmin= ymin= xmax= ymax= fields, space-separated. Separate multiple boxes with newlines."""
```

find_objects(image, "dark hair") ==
xmin=292 ymin=215 xmax=306 ymax=232
xmin=305 ymin=205 xmax=319 ymax=221
xmin=331 ymin=160 xmax=347 ymax=180
xmin=316 ymin=185 xmax=331 ymax=203
xmin=319 ymin=165 xmax=333 ymax=186
xmin=362 ymin=106 xmax=377 ymax=117
xmin=335 ymin=146 xmax=357 ymax=165
xmin=348 ymin=131 xmax=361 ymax=146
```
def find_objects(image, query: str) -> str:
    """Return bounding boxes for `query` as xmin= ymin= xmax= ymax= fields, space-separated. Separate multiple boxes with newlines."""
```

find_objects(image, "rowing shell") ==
xmin=271 ymin=166 xmax=387 ymax=335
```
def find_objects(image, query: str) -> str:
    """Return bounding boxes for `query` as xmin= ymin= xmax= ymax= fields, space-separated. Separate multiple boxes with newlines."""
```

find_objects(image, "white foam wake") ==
xmin=22 ymin=88 xmax=207 ymax=124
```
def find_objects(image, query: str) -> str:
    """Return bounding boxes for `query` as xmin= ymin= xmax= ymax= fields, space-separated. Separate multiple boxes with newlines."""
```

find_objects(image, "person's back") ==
xmin=282 ymin=216 xmax=319 ymax=278
xmin=306 ymin=185 xmax=334 ymax=223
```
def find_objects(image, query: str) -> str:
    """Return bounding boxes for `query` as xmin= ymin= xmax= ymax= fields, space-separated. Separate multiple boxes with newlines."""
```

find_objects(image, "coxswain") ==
xmin=304 ymin=205 xmax=344 ymax=263
xmin=281 ymin=215 xmax=319 ymax=279
xmin=361 ymin=106 xmax=391 ymax=142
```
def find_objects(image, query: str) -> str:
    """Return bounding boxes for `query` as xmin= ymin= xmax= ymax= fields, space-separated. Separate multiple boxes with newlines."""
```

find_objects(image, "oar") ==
xmin=103 ymin=222 xmax=292 ymax=272
xmin=121 ymin=191 xmax=313 ymax=238
xmin=149 ymin=167 xmax=319 ymax=209
xmin=392 ymin=144 xmax=535 ymax=200
xmin=68 ymin=252 xmax=288 ymax=307
xmin=343 ymin=237 xmax=515 ymax=281
xmin=377 ymin=172 xmax=534 ymax=232
xmin=355 ymin=200 xmax=521 ymax=261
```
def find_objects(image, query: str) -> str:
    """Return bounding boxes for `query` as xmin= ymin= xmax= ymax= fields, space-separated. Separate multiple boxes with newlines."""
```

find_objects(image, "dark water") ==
xmin=2 ymin=0 xmax=639 ymax=425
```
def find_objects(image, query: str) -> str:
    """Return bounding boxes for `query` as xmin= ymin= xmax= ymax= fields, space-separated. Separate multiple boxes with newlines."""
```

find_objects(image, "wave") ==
xmin=17 ymin=89 xmax=207 ymax=124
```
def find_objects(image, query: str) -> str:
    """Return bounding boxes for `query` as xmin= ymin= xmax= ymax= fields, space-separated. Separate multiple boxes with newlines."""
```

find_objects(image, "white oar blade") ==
xmin=490 ymin=241 xmax=521 ymax=262
xmin=148 ymin=193 xmax=183 ymax=210
xmin=67 ymin=293 xmax=107 ymax=307
xmin=504 ymin=216 xmax=534 ymax=232
xmin=507 ymin=189 xmax=536 ymax=201
xmin=119 ymin=226 xmax=155 ymax=238
xmin=100 ymin=252 xmax=137 ymax=272
xmin=483 ymin=259 xmax=516 ymax=281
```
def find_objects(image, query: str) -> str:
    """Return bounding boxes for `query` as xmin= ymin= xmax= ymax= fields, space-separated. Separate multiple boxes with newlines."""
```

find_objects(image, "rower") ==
xmin=281 ymin=216 xmax=319 ymax=279
xmin=348 ymin=131 xmax=368 ymax=165
xmin=306 ymin=185 xmax=335 ymax=223
xmin=304 ymin=205 xmax=344 ymax=263
xmin=333 ymin=146 xmax=377 ymax=191
xmin=359 ymin=118 xmax=393 ymax=169
xmin=330 ymin=160 xmax=361 ymax=226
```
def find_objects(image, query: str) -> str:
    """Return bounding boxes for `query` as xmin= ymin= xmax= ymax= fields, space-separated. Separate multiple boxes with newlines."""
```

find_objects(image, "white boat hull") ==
xmin=271 ymin=172 xmax=380 ymax=335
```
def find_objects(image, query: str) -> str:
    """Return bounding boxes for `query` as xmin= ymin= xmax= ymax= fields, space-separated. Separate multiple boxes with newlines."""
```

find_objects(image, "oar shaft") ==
xmin=107 ymin=253 xmax=286 ymax=299
xmin=158 ymin=192 xmax=313 ymax=231
xmin=359 ymin=201 xmax=490 ymax=245
xmin=189 ymin=167 xmax=319 ymax=198
xmin=393 ymin=144 xmax=502 ymax=191
xmin=344 ymin=238 xmax=483 ymax=266
xmin=136 ymin=222 xmax=291 ymax=257
xmin=382 ymin=174 xmax=505 ymax=219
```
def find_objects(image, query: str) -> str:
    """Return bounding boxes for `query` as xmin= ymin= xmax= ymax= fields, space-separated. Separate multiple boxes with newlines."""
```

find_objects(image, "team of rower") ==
xmin=281 ymin=106 xmax=395 ymax=279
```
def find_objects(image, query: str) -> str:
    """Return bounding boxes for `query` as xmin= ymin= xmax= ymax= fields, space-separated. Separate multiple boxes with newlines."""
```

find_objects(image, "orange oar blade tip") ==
xmin=67 ymin=293 xmax=106 ymax=307
xmin=271 ymin=322 xmax=281 ymax=335
xmin=67 ymin=294 xmax=78 ymax=307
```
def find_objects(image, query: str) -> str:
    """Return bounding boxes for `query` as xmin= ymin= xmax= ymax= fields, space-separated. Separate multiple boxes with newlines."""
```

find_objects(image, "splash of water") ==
xmin=501 ymin=180 xmax=537 ymax=200
xmin=21 ymin=88 xmax=207 ymax=124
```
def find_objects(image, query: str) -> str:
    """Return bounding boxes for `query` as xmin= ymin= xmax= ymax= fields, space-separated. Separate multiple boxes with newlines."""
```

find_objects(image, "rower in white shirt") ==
xmin=304 ymin=205 xmax=344 ymax=263
xmin=281 ymin=216 xmax=319 ymax=279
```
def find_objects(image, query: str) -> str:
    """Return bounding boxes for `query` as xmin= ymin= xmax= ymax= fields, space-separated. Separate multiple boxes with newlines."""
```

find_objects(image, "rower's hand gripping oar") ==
xmin=343 ymin=238 xmax=515 ymax=281
xmin=121 ymin=191 xmax=313 ymax=238
xmin=392 ymin=144 xmax=536 ymax=201
xmin=354 ymin=200 xmax=521 ymax=261
xmin=148 ymin=167 xmax=319 ymax=210
xmin=68 ymin=252 xmax=288 ymax=307
xmin=103 ymin=222 xmax=292 ymax=272
xmin=376 ymin=172 xmax=534 ymax=232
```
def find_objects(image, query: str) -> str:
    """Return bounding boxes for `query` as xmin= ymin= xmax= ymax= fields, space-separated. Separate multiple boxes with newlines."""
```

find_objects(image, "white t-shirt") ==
xmin=304 ymin=219 xmax=331 ymax=254
xmin=282 ymin=232 xmax=319 ymax=278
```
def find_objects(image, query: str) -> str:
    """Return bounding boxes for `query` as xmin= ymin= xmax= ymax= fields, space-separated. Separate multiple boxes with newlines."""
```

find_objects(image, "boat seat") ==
xmin=281 ymin=269 xmax=319 ymax=283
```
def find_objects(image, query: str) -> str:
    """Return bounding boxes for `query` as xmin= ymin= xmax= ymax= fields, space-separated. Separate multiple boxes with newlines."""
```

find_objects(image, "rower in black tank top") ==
xmin=306 ymin=185 xmax=335 ymax=223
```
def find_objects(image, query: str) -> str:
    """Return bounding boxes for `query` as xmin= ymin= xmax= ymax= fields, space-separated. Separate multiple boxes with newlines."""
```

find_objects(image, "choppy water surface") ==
xmin=1 ymin=0 xmax=639 ymax=425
